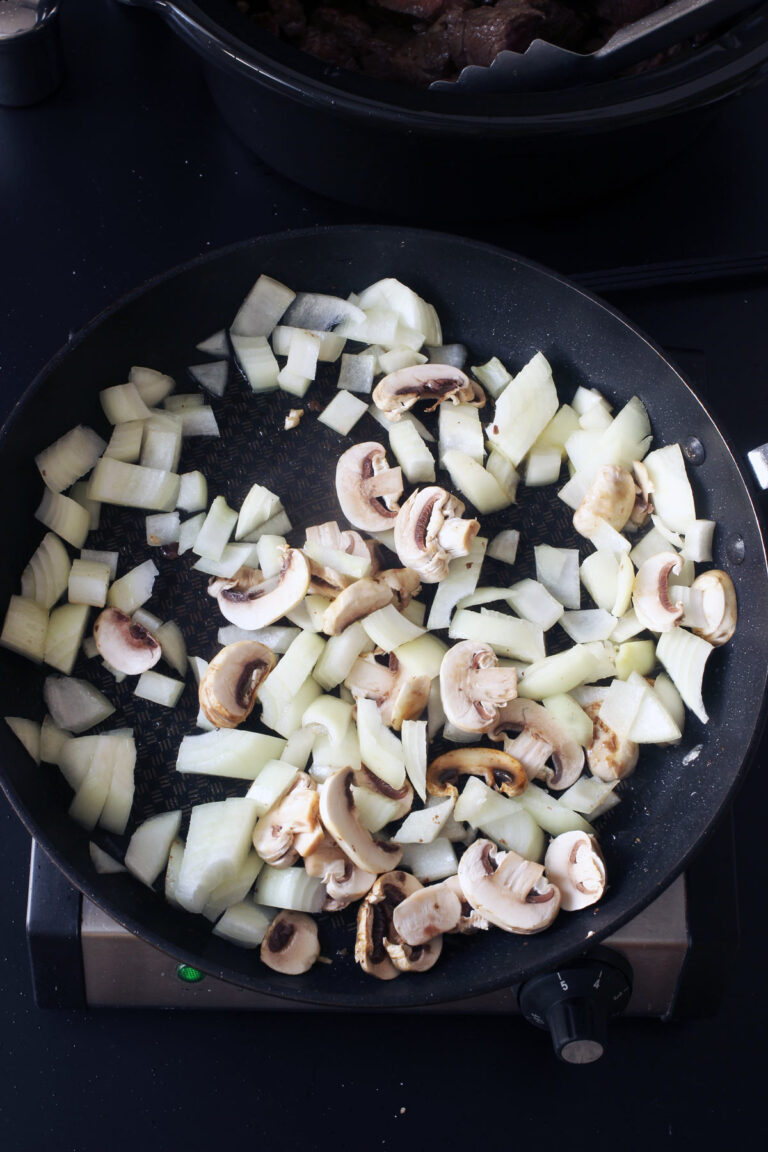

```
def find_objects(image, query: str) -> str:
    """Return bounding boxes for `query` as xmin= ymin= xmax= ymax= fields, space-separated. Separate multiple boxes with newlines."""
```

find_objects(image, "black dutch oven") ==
xmin=119 ymin=0 xmax=768 ymax=216
xmin=1 ymin=226 xmax=766 ymax=1009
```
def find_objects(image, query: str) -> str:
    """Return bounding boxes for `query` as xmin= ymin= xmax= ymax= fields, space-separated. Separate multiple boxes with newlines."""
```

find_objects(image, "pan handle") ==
xmin=747 ymin=445 xmax=768 ymax=489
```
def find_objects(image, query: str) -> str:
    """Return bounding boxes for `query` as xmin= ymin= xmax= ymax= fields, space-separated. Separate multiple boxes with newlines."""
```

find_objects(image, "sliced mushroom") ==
xmin=573 ymin=464 xmax=637 ymax=539
xmin=627 ymin=460 xmax=654 ymax=530
xmin=252 ymin=774 xmax=322 ymax=867
xmin=319 ymin=768 xmax=403 ymax=874
xmin=374 ymin=566 xmax=421 ymax=609
xmin=426 ymin=747 xmax=528 ymax=802
xmin=457 ymin=839 xmax=561 ymax=934
xmin=260 ymin=910 xmax=320 ymax=975
xmin=304 ymin=835 xmax=376 ymax=911
xmin=391 ymin=879 xmax=463 ymax=945
xmin=544 ymin=831 xmax=607 ymax=912
xmin=632 ymin=550 xmax=684 ymax=633
xmin=321 ymin=578 xmax=393 ymax=635
xmin=355 ymin=870 xmax=442 ymax=979
xmin=336 ymin=442 xmax=403 ymax=532
xmin=579 ymin=688 xmax=639 ymax=782
xmin=488 ymin=698 xmax=584 ymax=791
xmin=372 ymin=364 xmax=484 ymax=422
xmin=439 ymin=640 xmax=519 ymax=733
xmin=690 ymin=569 xmax=737 ymax=646
xmin=198 ymin=640 xmax=276 ymax=729
xmin=304 ymin=521 xmax=379 ymax=598
xmin=208 ymin=549 xmax=310 ymax=630
xmin=354 ymin=766 xmax=414 ymax=822
xmin=345 ymin=652 xmax=431 ymax=730
xmin=92 ymin=607 xmax=161 ymax=675
xmin=394 ymin=486 xmax=479 ymax=583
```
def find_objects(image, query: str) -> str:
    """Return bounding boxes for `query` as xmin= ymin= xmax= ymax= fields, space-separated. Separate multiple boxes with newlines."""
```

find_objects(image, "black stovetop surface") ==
xmin=2 ymin=0 xmax=768 ymax=1146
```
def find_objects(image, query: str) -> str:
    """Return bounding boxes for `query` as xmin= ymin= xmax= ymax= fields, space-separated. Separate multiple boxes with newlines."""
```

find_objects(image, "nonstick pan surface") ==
xmin=1 ymin=226 xmax=766 ymax=1008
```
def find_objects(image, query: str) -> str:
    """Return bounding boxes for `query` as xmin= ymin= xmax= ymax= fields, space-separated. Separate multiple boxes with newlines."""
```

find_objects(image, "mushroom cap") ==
xmin=457 ymin=839 xmax=561 ymax=934
xmin=198 ymin=640 xmax=276 ymax=729
xmin=303 ymin=836 xmax=377 ymax=911
xmin=374 ymin=567 xmax=422 ymax=609
xmin=260 ymin=910 xmax=320 ymax=975
xmin=628 ymin=460 xmax=654 ymax=529
xmin=372 ymin=364 xmax=484 ymax=422
xmin=690 ymin=569 xmax=737 ymax=646
xmin=488 ymin=698 xmax=584 ymax=791
xmin=335 ymin=442 xmax=403 ymax=532
xmin=394 ymin=486 xmax=479 ymax=583
xmin=580 ymin=690 xmax=639 ymax=782
xmin=544 ymin=831 xmax=606 ymax=912
xmin=209 ymin=550 xmax=311 ymax=631
xmin=321 ymin=578 xmax=393 ymax=635
xmin=92 ymin=607 xmax=161 ymax=676
xmin=319 ymin=768 xmax=403 ymax=874
xmin=632 ymin=550 xmax=684 ymax=633
xmin=439 ymin=640 xmax=519 ymax=733
xmin=252 ymin=774 xmax=321 ymax=867
xmin=426 ymin=746 xmax=528 ymax=802
xmin=573 ymin=464 xmax=637 ymax=538
xmin=391 ymin=881 xmax=463 ymax=946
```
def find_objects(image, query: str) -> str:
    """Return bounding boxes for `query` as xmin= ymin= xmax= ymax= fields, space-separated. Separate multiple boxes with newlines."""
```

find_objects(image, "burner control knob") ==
xmin=517 ymin=948 xmax=632 ymax=1064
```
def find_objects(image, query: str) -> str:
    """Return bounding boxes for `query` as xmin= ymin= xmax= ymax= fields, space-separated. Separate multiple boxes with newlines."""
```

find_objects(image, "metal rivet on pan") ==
xmin=725 ymin=533 xmax=746 ymax=565
xmin=682 ymin=436 xmax=705 ymax=465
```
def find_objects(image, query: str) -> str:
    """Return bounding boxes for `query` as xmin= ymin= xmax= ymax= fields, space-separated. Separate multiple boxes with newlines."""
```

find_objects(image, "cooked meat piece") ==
xmin=374 ymin=0 xmax=446 ymax=20
xmin=268 ymin=0 xmax=308 ymax=36
xmin=461 ymin=1 xmax=546 ymax=68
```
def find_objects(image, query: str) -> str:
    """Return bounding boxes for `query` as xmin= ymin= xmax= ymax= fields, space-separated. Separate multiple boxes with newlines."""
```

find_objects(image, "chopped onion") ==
xmin=442 ymin=450 xmax=514 ymax=515
xmin=179 ymin=406 xmax=219 ymax=438
xmin=177 ymin=731 xmax=286 ymax=780
xmin=471 ymin=356 xmax=512 ymax=399
xmin=318 ymin=391 xmax=368 ymax=436
xmin=517 ymin=645 xmax=601 ymax=700
xmin=212 ymin=902 xmax=273 ymax=947
xmin=377 ymin=347 xmax=427 ymax=374
xmin=283 ymin=292 xmax=364 ymax=332
xmin=656 ymin=627 xmax=713 ymax=724
xmin=615 ymin=639 xmax=656 ymax=680
xmin=100 ymin=382 xmax=153 ymax=425
xmin=164 ymin=393 xmax=204 ymax=414
xmin=392 ymin=797 xmax=454 ymax=844
xmin=398 ymin=838 xmax=458 ymax=883
xmin=89 ymin=842 xmax=127 ymax=874
xmin=559 ymin=609 xmax=616 ymax=644
xmin=134 ymin=671 xmax=185 ymax=708
xmin=449 ymin=607 xmax=544 ymax=664
xmin=541 ymin=692 xmax=594 ymax=747
xmin=356 ymin=697 xmax=405 ymax=788
xmin=155 ymin=620 xmax=187 ymax=677
xmin=487 ymin=530 xmax=520 ymax=567
xmin=246 ymin=760 xmax=301 ymax=815
xmin=68 ymin=747 xmax=114 ymax=831
xmin=108 ymin=559 xmax=158 ymax=614
xmin=231 ymin=334 xmax=280 ymax=392
xmin=355 ymin=278 xmax=440 ymax=345
xmin=231 ymin=274 xmax=295 ymax=338
xmin=22 ymin=532 xmax=71 ymax=609
xmin=439 ymin=403 xmax=484 ymax=465
xmin=193 ymin=542 xmax=257 ymax=579
xmin=258 ymin=674 xmax=322 ymax=738
xmin=202 ymin=851 xmax=265 ymax=922
xmin=129 ymin=366 xmax=175 ymax=407
xmin=175 ymin=798 xmax=259 ymax=914
xmin=141 ymin=414 xmax=182 ymax=473
xmin=427 ymin=535 xmax=486 ymax=630
xmin=401 ymin=718 xmax=427 ymax=802
xmin=487 ymin=352 xmax=559 ymax=466
xmin=4 ymin=716 xmax=41 ymax=763
xmin=683 ymin=519 xmax=715 ymax=563
xmin=312 ymin=724 xmax=361 ymax=774
xmin=88 ymin=458 xmax=180 ymax=512
xmin=35 ymin=489 xmax=90 ymax=548
xmin=272 ymin=325 xmax=345 ymax=363
xmin=388 ymin=419 xmax=435 ymax=484
xmin=145 ymin=512 xmax=180 ymax=547
xmin=651 ymin=672 xmax=686 ymax=741
xmin=362 ymin=603 xmax=425 ymax=652
xmin=337 ymin=352 xmax=375 ymax=393
xmin=302 ymin=695 xmax=353 ymax=745
xmin=80 ymin=548 xmax=119 ymax=581
xmin=193 ymin=495 xmax=237 ymax=561
xmin=533 ymin=404 xmax=580 ymax=456
xmin=1 ymin=596 xmax=49 ymax=663
xmin=597 ymin=677 xmax=646 ymax=739
xmin=44 ymin=603 xmax=90 ymax=674
xmin=643 ymin=443 xmax=696 ymax=533
xmin=240 ymin=508 xmax=292 ymax=542
xmin=253 ymin=865 xmax=325 ymax=914
xmin=367 ymin=403 xmax=435 ymax=443
xmin=351 ymin=784 xmax=401 ymax=832
xmin=518 ymin=782 xmax=595 ymax=836
xmin=481 ymin=808 xmax=544 ymax=861
xmin=40 ymin=713 xmax=70 ymax=764
xmin=393 ymin=633 xmax=448 ymax=681
xmin=558 ymin=775 xmax=617 ymax=817
xmin=624 ymin=672 xmax=682 ymax=743
xmin=125 ymin=810 xmax=182 ymax=887
xmin=580 ymin=550 xmax=620 ymax=613
xmin=525 ymin=448 xmax=562 ymax=488
xmin=35 ymin=425 xmax=106 ymax=494
xmin=99 ymin=733 xmax=137 ymax=834
xmin=196 ymin=329 xmax=228 ymax=356
xmin=187 ymin=360 xmax=229 ymax=397
xmin=505 ymin=579 xmax=564 ymax=631
xmin=43 ymin=675 xmax=114 ymax=733
xmin=281 ymin=727 xmax=316 ymax=770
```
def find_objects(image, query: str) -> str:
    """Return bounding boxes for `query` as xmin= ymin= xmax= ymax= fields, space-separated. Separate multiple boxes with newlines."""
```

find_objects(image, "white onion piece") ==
xmin=187 ymin=360 xmax=228 ymax=397
xmin=337 ymin=352 xmax=375 ymax=393
xmin=401 ymin=718 xmax=428 ymax=803
xmin=80 ymin=548 xmax=119 ymax=581
xmin=88 ymin=458 xmax=180 ymax=512
xmin=453 ymin=777 xmax=517 ymax=826
xmin=281 ymin=728 xmax=316 ymax=770
xmin=572 ymin=386 xmax=610 ymax=417
xmin=534 ymin=404 xmax=580 ymax=455
xmin=393 ymin=633 xmax=447 ymax=681
xmin=318 ymin=391 xmax=368 ymax=436
xmin=68 ymin=747 xmax=114 ymax=831
xmin=108 ymin=559 xmax=158 ymax=614
xmin=362 ymin=603 xmax=425 ymax=652
xmin=486 ymin=530 xmax=520 ymax=567
xmin=534 ymin=544 xmax=580 ymax=609
xmin=245 ymin=760 xmax=300 ymax=815
xmin=449 ymin=607 xmax=545 ymax=664
xmin=356 ymin=697 xmax=406 ymax=788
xmin=439 ymin=403 xmax=484 ymax=465
xmin=558 ymin=775 xmax=618 ymax=817
xmin=366 ymin=403 xmax=435 ymax=442
xmin=125 ymin=810 xmax=182 ymax=887
xmin=564 ymin=429 xmax=602 ymax=474
xmin=272 ymin=325 xmax=345 ymax=363
xmin=100 ymin=382 xmax=153 ymax=425
xmin=163 ymin=391 xmax=206 ymax=413
xmin=629 ymin=526 xmax=677 ymax=569
xmin=35 ymin=490 xmax=90 ymax=549
xmin=624 ymin=672 xmax=682 ymax=743
xmin=271 ymin=631 xmax=326 ymax=698
xmin=253 ymin=866 xmax=325 ymax=914
xmin=258 ymin=674 xmax=322 ymax=738
xmin=5 ymin=716 xmax=41 ymax=763
xmin=486 ymin=352 xmax=558 ymax=467
xmin=89 ymin=842 xmax=127 ymax=874
xmin=597 ymin=677 xmax=646 ymax=739
xmin=651 ymin=672 xmax=686 ymax=741
xmin=40 ymin=713 xmax=71 ymax=765
xmin=643 ymin=443 xmax=696 ymax=533
xmin=580 ymin=550 xmax=620 ymax=613
xmin=442 ymin=450 xmax=511 ymax=514
xmin=283 ymin=292 xmax=365 ymax=332
xmin=134 ymin=671 xmax=185 ymax=708
xmin=193 ymin=495 xmax=237 ymax=561
xmin=196 ymin=329 xmax=229 ymax=356
xmin=579 ymin=402 xmax=613 ymax=432
xmin=213 ymin=903 xmax=273 ymax=947
xmin=140 ymin=417 xmax=182 ymax=473
xmin=351 ymin=785 xmax=402 ymax=833
xmin=202 ymin=852 xmax=265 ymax=922
xmin=99 ymin=735 xmax=137 ymax=835
xmin=355 ymin=278 xmax=440 ymax=345
xmin=505 ymin=579 xmax=564 ymax=631
xmin=518 ymin=783 xmax=595 ymax=836
xmin=471 ymin=355 xmax=512 ymax=399
xmin=155 ymin=620 xmax=187 ymax=677
xmin=378 ymin=347 xmax=428 ymax=374
xmin=180 ymin=407 xmax=220 ymax=438
xmin=231 ymin=274 xmax=295 ymax=338
xmin=610 ymin=609 xmax=645 ymax=643
xmin=541 ymin=693 xmax=594 ymax=747
xmin=278 ymin=370 xmax=311 ymax=400
xmin=178 ymin=512 xmax=206 ymax=555
xmin=43 ymin=675 xmax=115 ymax=733
xmin=392 ymin=797 xmax=454 ymax=844
xmin=312 ymin=724 xmax=361 ymax=774
xmin=302 ymin=695 xmax=353 ymax=746
xmin=683 ymin=519 xmax=715 ymax=563
xmin=175 ymin=799 xmax=259 ymax=914
xmin=164 ymin=838 xmax=186 ymax=905
xmin=193 ymin=542 xmax=257 ymax=579
xmin=231 ymin=334 xmax=280 ymax=392
xmin=216 ymin=624 xmax=297 ymax=654
xmin=388 ymin=419 xmax=435 ymax=484
xmin=240 ymin=508 xmax=292 ymax=542
xmin=177 ymin=731 xmax=286 ymax=780
xmin=235 ymin=482 xmax=281 ymax=541
xmin=129 ymin=366 xmax=175 ymax=407
xmin=517 ymin=645 xmax=601 ymax=701
xmin=560 ymin=609 xmax=616 ymax=643
xmin=22 ymin=532 xmax=71 ymax=609
xmin=398 ymin=838 xmax=458 ymax=883
xmin=525 ymin=448 xmax=562 ymax=487
xmin=44 ymin=603 xmax=90 ymax=674
xmin=656 ymin=627 xmax=713 ymax=724
xmin=426 ymin=535 xmax=487 ymax=631
xmin=146 ymin=512 xmax=180 ymax=547
xmin=35 ymin=425 xmax=106 ymax=494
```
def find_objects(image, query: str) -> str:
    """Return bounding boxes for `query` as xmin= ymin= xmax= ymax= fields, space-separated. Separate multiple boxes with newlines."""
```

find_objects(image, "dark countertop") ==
xmin=2 ymin=1 xmax=768 ymax=1147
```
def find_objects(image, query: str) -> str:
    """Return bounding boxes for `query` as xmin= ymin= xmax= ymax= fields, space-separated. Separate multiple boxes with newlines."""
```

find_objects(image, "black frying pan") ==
xmin=1 ymin=226 xmax=766 ymax=1008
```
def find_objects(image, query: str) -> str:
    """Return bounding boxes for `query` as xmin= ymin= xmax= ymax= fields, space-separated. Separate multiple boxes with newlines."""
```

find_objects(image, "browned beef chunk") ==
xmin=268 ymin=0 xmax=308 ymax=37
xmin=460 ymin=0 xmax=546 ymax=67
xmin=374 ymin=0 xmax=446 ymax=20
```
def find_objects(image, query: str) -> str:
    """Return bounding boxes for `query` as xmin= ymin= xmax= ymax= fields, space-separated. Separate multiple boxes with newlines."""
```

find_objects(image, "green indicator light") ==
xmin=176 ymin=963 xmax=205 ymax=985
